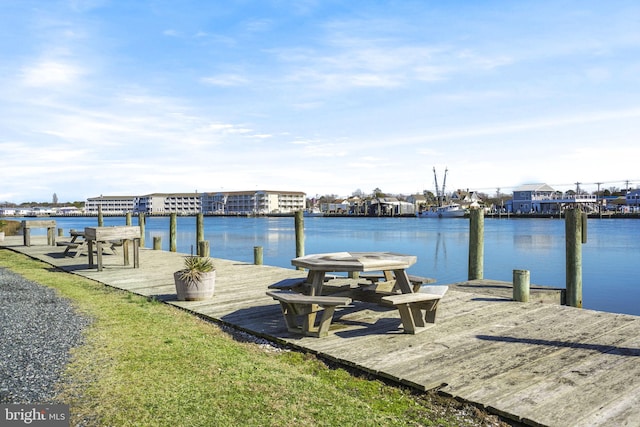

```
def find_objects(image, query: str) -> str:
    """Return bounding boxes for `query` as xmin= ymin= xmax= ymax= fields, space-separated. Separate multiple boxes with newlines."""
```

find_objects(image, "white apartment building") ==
xmin=85 ymin=196 xmax=136 ymax=214
xmin=134 ymin=193 xmax=201 ymax=215
xmin=202 ymin=190 xmax=305 ymax=215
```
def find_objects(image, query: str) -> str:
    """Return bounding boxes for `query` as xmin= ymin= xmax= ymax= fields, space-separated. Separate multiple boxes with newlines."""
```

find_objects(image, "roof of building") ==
xmin=203 ymin=190 xmax=306 ymax=196
xmin=513 ymin=183 xmax=556 ymax=192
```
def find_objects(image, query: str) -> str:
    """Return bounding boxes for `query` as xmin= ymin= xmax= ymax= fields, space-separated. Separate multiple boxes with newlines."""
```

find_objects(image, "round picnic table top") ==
xmin=291 ymin=251 xmax=417 ymax=272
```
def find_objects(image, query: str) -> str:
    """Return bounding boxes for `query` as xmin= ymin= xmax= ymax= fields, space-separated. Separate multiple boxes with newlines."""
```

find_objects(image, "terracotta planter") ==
xmin=174 ymin=270 xmax=216 ymax=301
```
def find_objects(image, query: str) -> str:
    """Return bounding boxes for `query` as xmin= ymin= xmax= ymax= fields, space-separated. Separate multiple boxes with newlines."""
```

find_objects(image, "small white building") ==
xmin=201 ymin=190 xmax=305 ymax=215
xmin=135 ymin=193 xmax=201 ymax=215
xmin=85 ymin=196 xmax=136 ymax=214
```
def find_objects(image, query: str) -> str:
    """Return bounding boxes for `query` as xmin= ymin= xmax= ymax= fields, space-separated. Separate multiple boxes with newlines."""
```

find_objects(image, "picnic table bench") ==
xmin=267 ymin=290 xmax=352 ymax=338
xmin=21 ymin=220 xmax=56 ymax=246
xmin=381 ymin=286 xmax=448 ymax=334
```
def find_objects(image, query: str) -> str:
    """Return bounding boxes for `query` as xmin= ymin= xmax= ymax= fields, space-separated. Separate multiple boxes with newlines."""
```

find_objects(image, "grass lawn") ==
xmin=0 ymin=250 xmax=510 ymax=426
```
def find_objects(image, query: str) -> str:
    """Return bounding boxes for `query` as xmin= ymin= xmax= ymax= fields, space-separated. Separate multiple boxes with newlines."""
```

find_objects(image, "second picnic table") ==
xmin=84 ymin=226 xmax=141 ymax=271
xmin=291 ymin=251 xmax=418 ymax=296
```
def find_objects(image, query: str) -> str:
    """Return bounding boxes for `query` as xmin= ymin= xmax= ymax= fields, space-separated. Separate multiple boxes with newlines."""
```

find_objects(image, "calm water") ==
xmin=15 ymin=216 xmax=640 ymax=316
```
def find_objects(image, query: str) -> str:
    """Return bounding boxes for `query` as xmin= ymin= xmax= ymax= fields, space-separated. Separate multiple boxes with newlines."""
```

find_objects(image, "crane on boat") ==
xmin=433 ymin=167 xmax=448 ymax=207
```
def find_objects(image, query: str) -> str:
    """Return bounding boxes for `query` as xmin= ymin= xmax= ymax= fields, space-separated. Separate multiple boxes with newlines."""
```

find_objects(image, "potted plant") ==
xmin=174 ymin=255 xmax=216 ymax=301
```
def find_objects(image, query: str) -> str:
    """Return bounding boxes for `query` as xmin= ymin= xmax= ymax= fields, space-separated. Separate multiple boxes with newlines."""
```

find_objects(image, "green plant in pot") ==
xmin=174 ymin=255 xmax=216 ymax=301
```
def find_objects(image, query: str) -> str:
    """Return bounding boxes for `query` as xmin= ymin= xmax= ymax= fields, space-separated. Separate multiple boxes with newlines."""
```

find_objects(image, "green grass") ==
xmin=0 ymin=250 xmax=504 ymax=426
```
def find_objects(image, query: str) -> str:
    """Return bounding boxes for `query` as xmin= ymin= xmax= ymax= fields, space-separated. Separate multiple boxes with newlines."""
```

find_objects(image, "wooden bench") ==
xmin=381 ymin=286 xmax=448 ymax=334
xmin=360 ymin=272 xmax=436 ymax=293
xmin=266 ymin=291 xmax=352 ymax=338
xmin=267 ymin=278 xmax=307 ymax=292
xmin=21 ymin=220 xmax=56 ymax=246
xmin=267 ymin=275 xmax=343 ymax=294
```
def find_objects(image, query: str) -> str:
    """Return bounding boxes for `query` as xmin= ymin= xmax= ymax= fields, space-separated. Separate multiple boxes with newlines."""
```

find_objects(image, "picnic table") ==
xmin=84 ymin=226 xmax=141 ymax=271
xmin=291 ymin=251 xmax=418 ymax=296
xmin=268 ymin=252 xmax=448 ymax=336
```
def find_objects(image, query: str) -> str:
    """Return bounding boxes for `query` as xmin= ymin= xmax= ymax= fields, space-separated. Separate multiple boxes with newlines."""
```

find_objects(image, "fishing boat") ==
xmin=418 ymin=203 xmax=466 ymax=218
xmin=417 ymin=167 xmax=467 ymax=218
xmin=303 ymin=208 xmax=324 ymax=217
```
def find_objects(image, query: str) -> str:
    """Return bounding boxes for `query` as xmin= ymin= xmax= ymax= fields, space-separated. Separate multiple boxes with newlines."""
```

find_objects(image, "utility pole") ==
xmin=596 ymin=182 xmax=602 ymax=214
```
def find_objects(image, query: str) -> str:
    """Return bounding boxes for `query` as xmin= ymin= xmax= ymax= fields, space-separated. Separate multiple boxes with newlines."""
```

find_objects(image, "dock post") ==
xmin=138 ymin=213 xmax=145 ymax=248
xmin=468 ymin=208 xmax=484 ymax=280
xmin=98 ymin=205 xmax=104 ymax=226
xmin=153 ymin=236 xmax=162 ymax=250
xmin=295 ymin=210 xmax=304 ymax=270
xmin=254 ymin=246 xmax=263 ymax=265
xmin=57 ymin=228 xmax=64 ymax=237
xmin=170 ymin=213 xmax=177 ymax=252
xmin=513 ymin=269 xmax=530 ymax=302
xmin=565 ymin=207 xmax=585 ymax=308
xmin=196 ymin=213 xmax=204 ymax=256
xmin=198 ymin=240 xmax=210 ymax=258
xmin=126 ymin=212 xmax=132 ymax=226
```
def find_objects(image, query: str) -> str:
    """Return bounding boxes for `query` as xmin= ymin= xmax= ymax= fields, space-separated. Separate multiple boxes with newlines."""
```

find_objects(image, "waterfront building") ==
xmin=511 ymin=184 xmax=598 ymax=214
xmin=85 ymin=196 xmax=136 ymax=214
xmin=625 ymin=188 xmax=640 ymax=211
xmin=134 ymin=193 xmax=201 ymax=215
xmin=201 ymin=190 xmax=305 ymax=215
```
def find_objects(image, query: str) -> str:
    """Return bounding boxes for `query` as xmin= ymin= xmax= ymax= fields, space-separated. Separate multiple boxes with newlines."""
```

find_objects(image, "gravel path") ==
xmin=0 ymin=267 xmax=90 ymax=404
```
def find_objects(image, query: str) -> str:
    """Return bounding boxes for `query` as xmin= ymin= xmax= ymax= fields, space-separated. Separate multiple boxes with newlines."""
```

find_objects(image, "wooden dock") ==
xmin=2 ymin=235 xmax=639 ymax=427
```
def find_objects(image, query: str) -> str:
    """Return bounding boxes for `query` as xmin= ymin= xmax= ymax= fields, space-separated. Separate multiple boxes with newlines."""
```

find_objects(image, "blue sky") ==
xmin=2 ymin=0 xmax=640 ymax=203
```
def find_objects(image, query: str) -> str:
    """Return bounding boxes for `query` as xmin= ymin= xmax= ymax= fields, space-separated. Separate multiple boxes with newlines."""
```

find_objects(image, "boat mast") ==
xmin=433 ymin=167 xmax=441 ymax=207
xmin=441 ymin=167 xmax=448 ymax=205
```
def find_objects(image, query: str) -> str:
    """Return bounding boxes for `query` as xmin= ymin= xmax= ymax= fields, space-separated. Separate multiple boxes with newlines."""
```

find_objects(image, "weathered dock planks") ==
xmin=2 ymin=235 xmax=639 ymax=427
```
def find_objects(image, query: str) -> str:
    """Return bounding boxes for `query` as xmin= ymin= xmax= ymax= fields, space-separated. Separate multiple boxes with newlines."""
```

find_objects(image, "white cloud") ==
xmin=20 ymin=60 xmax=84 ymax=87
xmin=200 ymin=74 xmax=249 ymax=87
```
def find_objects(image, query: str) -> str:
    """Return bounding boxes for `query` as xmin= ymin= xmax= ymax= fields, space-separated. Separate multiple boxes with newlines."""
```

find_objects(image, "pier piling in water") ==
xmin=198 ymin=240 xmax=210 ymax=258
xmin=138 ymin=213 xmax=145 ymax=247
xmin=170 ymin=213 xmax=177 ymax=252
xmin=468 ymin=208 xmax=484 ymax=280
xmin=196 ymin=213 xmax=204 ymax=256
xmin=295 ymin=210 xmax=304 ymax=270
xmin=153 ymin=236 xmax=161 ymax=250
xmin=565 ymin=207 xmax=585 ymax=308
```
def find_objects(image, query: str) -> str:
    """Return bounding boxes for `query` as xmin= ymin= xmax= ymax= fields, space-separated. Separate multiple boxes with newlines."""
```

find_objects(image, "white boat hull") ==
xmin=418 ymin=204 xmax=466 ymax=218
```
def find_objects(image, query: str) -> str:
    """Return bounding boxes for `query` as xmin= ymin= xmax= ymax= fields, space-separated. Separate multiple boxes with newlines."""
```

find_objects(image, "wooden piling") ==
xmin=468 ymin=208 xmax=484 ymax=280
xmin=198 ymin=240 xmax=210 ymax=258
xmin=153 ymin=236 xmax=162 ymax=250
xmin=295 ymin=210 xmax=304 ymax=270
xmin=126 ymin=212 xmax=132 ymax=226
xmin=565 ymin=207 xmax=584 ymax=308
xmin=170 ymin=213 xmax=177 ymax=252
xmin=196 ymin=213 xmax=204 ymax=256
xmin=513 ymin=269 xmax=530 ymax=302
xmin=138 ymin=213 xmax=145 ymax=248
xmin=57 ymin=228 xmax=64 ymax=237
xmin=98 ymin=205 xmax=104 ymax=226
xmin=254 ymin=246 xmax=263 ymax=265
